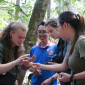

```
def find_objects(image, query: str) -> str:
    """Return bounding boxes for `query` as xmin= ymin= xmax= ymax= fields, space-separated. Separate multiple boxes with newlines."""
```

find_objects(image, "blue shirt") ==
xmin=29 ymin=41 xmax=57 ymax=85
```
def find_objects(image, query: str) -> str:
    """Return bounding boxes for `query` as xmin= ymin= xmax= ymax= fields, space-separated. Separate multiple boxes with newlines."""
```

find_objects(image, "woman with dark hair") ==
xmin=0 ymin=21 xmax=35 ymax=85
xmin=32 ymin=11 xmax=85 ymax=85
xmin=41 ymin=18 xmax=71 ymax=85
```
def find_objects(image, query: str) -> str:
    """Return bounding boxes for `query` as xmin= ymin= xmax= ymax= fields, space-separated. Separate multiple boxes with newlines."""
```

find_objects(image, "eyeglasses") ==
xmin=38 ymin=31 xmax=48 ymax=34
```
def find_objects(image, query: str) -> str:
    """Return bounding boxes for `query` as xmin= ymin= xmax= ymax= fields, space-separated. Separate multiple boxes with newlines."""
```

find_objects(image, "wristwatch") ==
xmin=51 ymin=77 xmax=55 ymax=82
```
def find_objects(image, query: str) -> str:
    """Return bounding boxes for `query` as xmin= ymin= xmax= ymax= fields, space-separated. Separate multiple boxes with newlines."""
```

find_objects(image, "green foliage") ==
xmin=0 ymin=0 xmax=34 ymax=25
xmin=0 ymin=0 xmax=7 ymax=5
xmin=71 ymin=0 xmax=76 ymax=3
xmin=0 ymin=18 xmax=7 ymax=31
xmin=57 ymin=11 xmax=61 ymax=15
xmin=52 ymin=0 xmax=85 ymax=17
xmin=57 ymin=0 xmax=61 ymax=2
xmin=0 ymin=0 xmax=85 ymax=27
xmin=64 ymin=1 xmax=70 ymax=6
xmin=72 ymin=0 xmax=81 ymax=3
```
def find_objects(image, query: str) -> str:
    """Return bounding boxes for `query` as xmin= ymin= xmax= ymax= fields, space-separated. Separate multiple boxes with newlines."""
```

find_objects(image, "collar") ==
xmin=37 ymin=40 xmax=50 ymax=48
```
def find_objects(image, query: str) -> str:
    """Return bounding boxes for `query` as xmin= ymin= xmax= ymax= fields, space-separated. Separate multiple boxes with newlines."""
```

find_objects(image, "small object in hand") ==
xmin=29 ymin=62 xmax=33 ymax=66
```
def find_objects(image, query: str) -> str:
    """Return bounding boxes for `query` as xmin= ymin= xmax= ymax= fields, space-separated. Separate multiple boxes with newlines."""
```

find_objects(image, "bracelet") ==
xmin=70 ymin=72 xmax=74 ymax=82
xmin=51 ymin=77 xmax=55 ymax=82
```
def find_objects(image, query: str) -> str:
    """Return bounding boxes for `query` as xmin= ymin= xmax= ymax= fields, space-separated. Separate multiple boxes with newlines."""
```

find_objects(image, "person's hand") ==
xmin=41 ymin=77 xmax=52 ymax=85
xmin=22 ymin=55 xmax=36 ymax=68
xmin=15 ymin=54 xmax=30 ymax=65
xmin=58 ymin=72 xmax=70 ymax=82
xmin=32 ymin=63 xmax=42 ymax=70
xmin=32 ymin=63 xmax=42 ymax=76
xmin=29 ymin=66 xmax=41 ymax=76
xmin=33 ymin=69 xmax=41 ymax=76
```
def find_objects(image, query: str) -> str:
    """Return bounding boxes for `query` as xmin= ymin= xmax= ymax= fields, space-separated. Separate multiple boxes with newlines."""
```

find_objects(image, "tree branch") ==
xmin=15 ymin=5 xmax=28 ymax=17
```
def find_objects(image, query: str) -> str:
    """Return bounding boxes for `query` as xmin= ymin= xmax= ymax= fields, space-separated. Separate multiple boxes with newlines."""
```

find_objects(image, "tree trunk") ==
xmin=18 ymin=0 xmax=49 ymax=85
xmin=15 ymin=0 xmax=20 ymax=20
xmin=47 ymin=0 xmax=51 ymax=20
xmin=24 ymin=0 xmax=49 ymax=53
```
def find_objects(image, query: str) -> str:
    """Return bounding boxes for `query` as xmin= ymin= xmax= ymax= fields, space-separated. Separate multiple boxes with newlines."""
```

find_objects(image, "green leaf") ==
xmin=57 ymin=0 xmax=61 ymax=2
xmin=57 ymin=11 xmax=61 ymax=15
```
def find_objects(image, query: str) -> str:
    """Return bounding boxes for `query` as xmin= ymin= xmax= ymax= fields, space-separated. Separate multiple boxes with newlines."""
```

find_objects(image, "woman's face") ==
xmin=58 ymin=22 xmax=69 ymax=40
xmin=38 ymin=25 xmax=49 ymax=42
xmin=46 ymin=25 xmax=60 ymax=39
xmin=10 ymin=29 xmax=26 ymax=47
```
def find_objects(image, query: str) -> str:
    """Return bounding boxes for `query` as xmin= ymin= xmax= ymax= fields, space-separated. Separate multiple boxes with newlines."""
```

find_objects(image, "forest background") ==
xmin=0 ymin=0 xmax=85 ymax=85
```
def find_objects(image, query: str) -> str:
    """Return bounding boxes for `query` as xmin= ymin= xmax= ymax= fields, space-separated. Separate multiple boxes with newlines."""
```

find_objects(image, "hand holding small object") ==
xmin=21 ymin=55 xmax=36 ymax=69
xmin=58 ymin=72 xmax=70 ymax=82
